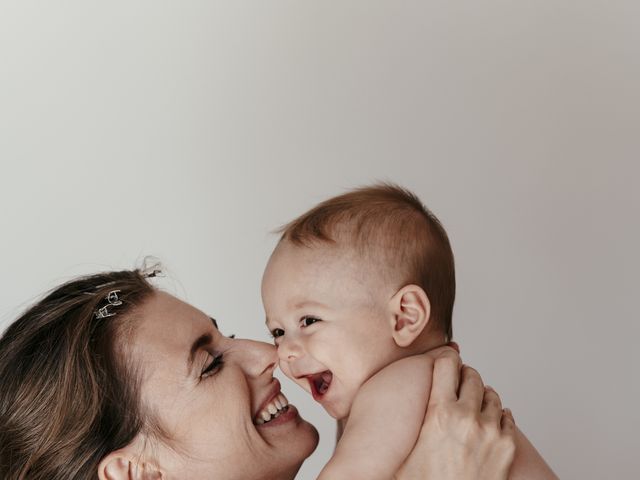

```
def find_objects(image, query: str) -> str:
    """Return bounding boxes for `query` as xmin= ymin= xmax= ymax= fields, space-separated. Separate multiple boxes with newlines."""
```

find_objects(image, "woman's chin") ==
xmin=285 ymin=421 xmax=319 ymax=478
xmin=257 ymin=407 xmax=319 ymax=467
xmin=252 ymin=426 xmax=318 ymax=480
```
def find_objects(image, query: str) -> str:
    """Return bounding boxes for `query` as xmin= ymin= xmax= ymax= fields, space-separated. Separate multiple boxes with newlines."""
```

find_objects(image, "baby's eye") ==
xmin=300 ymin=316 xmax=321 ymax=327
xmin=271 ymin=328 xmax=285 ymax=338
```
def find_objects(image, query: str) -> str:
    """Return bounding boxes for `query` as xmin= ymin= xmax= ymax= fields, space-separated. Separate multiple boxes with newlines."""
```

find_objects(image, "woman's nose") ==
xmin=235 ymin=338 xmax=278 ymax=378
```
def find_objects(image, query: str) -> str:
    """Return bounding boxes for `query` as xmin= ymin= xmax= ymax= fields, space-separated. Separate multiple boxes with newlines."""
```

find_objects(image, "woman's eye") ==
xmin=301 ymin=316 xmax=321 ymax=327
xmin=271 ymin=328 xmax=285 ymax=338
xmin=201 ymin=353 xmax=224 ymax=379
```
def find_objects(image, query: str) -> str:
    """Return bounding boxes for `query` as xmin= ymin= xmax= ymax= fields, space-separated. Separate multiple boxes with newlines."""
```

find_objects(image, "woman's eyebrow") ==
xmin=188 ymin=333 xmax=213 ymax=373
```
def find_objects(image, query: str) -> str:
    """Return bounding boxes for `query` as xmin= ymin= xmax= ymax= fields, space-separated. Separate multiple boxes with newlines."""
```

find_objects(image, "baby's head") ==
xmin=261 ymin=183 xmax=455 ymax=419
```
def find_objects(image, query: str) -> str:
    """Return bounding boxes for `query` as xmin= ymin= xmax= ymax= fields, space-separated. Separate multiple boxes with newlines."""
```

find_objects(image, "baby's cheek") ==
xmin=278 ymin=359 xmax=312 ymax=394
xmin=277 ymin=358 xmax=293 ymax=379
xmin=296 ymin=377 xmax=312 ymax=395
xmin=278 ymin=358 xmax=297 ymax=382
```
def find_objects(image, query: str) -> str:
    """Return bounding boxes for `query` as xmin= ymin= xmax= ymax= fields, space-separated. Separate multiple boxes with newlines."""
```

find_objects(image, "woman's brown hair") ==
xmin=0 ymin=269 xmax=156 ymax=479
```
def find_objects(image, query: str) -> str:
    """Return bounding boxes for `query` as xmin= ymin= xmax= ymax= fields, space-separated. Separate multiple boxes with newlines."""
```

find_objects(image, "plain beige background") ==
xmin=1 ymin=1 xmax=638 ymax=478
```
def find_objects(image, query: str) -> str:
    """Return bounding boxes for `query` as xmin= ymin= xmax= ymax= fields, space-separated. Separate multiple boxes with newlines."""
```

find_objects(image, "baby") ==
xmin=262 ymin=183 xmax=556 ymax=479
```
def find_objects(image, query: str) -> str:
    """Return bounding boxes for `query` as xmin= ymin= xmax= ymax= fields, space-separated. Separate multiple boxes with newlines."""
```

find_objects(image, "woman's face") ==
xmin=126 ymin=291 xmax=318 ymax=480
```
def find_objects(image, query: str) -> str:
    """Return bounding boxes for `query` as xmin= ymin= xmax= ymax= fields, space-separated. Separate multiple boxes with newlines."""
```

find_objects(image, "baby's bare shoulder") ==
xmin=378 ymin=353 xmax=435 ymax=379
xmin=357 ymin=354 xmax=434 ymax=402
xmin=343 ymin=354 xmax=435 ymax=478
xmin=387 ymin=353 xmax=435 ymax=372
xmin=375 ymin=344 xmax=459 ymax=384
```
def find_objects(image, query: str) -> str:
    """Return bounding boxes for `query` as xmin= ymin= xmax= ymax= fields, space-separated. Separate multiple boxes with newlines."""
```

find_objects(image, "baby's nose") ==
xmin=276 ymin=334 xmax=305 ymax=362
xmin=281 ymin=356 xmax=309 ymax=381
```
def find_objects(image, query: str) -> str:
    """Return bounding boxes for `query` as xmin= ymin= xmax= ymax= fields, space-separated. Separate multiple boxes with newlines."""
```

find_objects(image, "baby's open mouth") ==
xmin=308 ymin=370 xmax=333 ymax=398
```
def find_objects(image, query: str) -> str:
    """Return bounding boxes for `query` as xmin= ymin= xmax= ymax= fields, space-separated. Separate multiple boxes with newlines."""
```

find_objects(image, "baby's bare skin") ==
xmin=321 ymin=349 xmax=558 ymax=480
xmin=263 ymin=184 xmax=560 ymax=479
xmin=319 ymin=354 xmax=434 ymax=479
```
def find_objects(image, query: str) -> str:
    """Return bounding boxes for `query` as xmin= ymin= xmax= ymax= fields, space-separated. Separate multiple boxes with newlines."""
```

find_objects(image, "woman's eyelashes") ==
xmin=201 ymin=353 xmax=224 ymax=379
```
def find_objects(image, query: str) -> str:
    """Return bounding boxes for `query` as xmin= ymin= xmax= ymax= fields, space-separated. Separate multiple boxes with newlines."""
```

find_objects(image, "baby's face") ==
xmin=261 ymin=241 xmax=397 ymax=420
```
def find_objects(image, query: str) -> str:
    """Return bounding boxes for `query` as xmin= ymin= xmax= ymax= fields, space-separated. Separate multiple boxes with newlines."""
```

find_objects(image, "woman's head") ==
xmin=0 ymin=270 xmax=154 ymax=479
xmin=0 ymin=269 xmax=318 ymax=479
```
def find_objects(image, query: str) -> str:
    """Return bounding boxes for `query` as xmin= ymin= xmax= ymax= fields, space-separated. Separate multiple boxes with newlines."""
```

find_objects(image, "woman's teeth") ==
xmin=255 ymin=393 xmax=289 ymax=425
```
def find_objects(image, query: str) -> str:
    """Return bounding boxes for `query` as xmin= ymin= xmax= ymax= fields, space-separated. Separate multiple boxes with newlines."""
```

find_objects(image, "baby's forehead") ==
xmin=276 ymin=238 xmax=370 ymax=266
xmin=278 ymin=242 xmax=395 ymax=293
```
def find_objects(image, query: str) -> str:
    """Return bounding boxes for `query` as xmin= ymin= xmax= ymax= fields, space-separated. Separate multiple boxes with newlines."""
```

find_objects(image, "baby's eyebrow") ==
xmin=293 ymin=300 xmax=327 ymax=310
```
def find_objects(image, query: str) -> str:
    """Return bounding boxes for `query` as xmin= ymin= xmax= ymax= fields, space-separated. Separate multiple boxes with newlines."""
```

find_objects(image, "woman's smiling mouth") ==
xmin=254 ymin=393 xmax=290 ymax=425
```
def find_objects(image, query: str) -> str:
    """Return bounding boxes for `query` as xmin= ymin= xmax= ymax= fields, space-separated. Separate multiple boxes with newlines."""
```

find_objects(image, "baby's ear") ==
xmin=98 ymin=449 xmax=163 ymax=480
xmin=388 ymin=285 xmax=431 ymax=348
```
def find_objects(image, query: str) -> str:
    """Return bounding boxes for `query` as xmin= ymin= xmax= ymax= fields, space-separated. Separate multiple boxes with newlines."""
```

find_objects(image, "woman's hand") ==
xmin=396 ymin=347 xmax=516 ymax=480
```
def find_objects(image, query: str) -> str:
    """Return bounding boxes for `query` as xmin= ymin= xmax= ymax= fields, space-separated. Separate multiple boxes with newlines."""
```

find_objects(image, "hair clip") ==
xmin=144 ymin=268 xmax=163 ymax=279
xmin=141 ymin=256 xmax=164 ymax=279
xmin=95 ymin=290 xmax=123 ymax=319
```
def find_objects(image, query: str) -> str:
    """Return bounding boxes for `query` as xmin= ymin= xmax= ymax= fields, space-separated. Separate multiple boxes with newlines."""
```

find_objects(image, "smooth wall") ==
xmin=1 ymin=2 xmax=638 ymax=478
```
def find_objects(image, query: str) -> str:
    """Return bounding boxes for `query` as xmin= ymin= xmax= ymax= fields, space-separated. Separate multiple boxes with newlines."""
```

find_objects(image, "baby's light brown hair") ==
xmin=278 ymin=183 xmax=455 ymax=341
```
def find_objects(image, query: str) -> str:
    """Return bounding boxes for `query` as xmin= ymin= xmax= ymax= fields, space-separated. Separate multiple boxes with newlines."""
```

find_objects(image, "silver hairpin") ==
xmin=141 ymin=256 xmax=164 ymax=279
xmin=95 ymin=290 xmax=123 ymax=319
xmin=143 ymin=268 xmax=164 ymax=279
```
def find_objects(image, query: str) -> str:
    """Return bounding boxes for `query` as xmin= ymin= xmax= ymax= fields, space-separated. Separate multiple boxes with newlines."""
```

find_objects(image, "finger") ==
xmin=457 ymin=365 xmax=484 ymax=408
xmin=428 ymin=344 xmax=460 ymax=357
xmin=446 ymin=341 xmax=460 ymax=353
xmin=499 ymin=409 xmax=517 ymax=467
xmin=481 ymin=385 xmax=503 ymax=426
xmin=429 ymin=348 xmax=462 ymax=404
xmin=500 ymin=407 xmax=516 ymax=433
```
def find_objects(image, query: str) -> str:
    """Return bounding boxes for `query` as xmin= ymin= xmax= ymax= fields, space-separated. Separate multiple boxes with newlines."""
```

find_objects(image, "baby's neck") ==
xmin=395 ymin=331 xmax=448 ymax=360
xmin=337 ymin=332 xmax=449 ymax=436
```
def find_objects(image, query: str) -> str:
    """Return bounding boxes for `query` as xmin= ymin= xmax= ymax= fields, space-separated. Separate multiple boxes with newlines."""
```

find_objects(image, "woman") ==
xmin=0 ymin=269 xmax=515 ymax=479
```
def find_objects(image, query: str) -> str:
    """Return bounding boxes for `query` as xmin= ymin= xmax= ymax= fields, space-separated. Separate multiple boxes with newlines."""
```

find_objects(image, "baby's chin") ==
xmin=323 ymin=402 xmax=350 ymax=420
xmin=312 ymin=375 xmax=354 ymax=420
